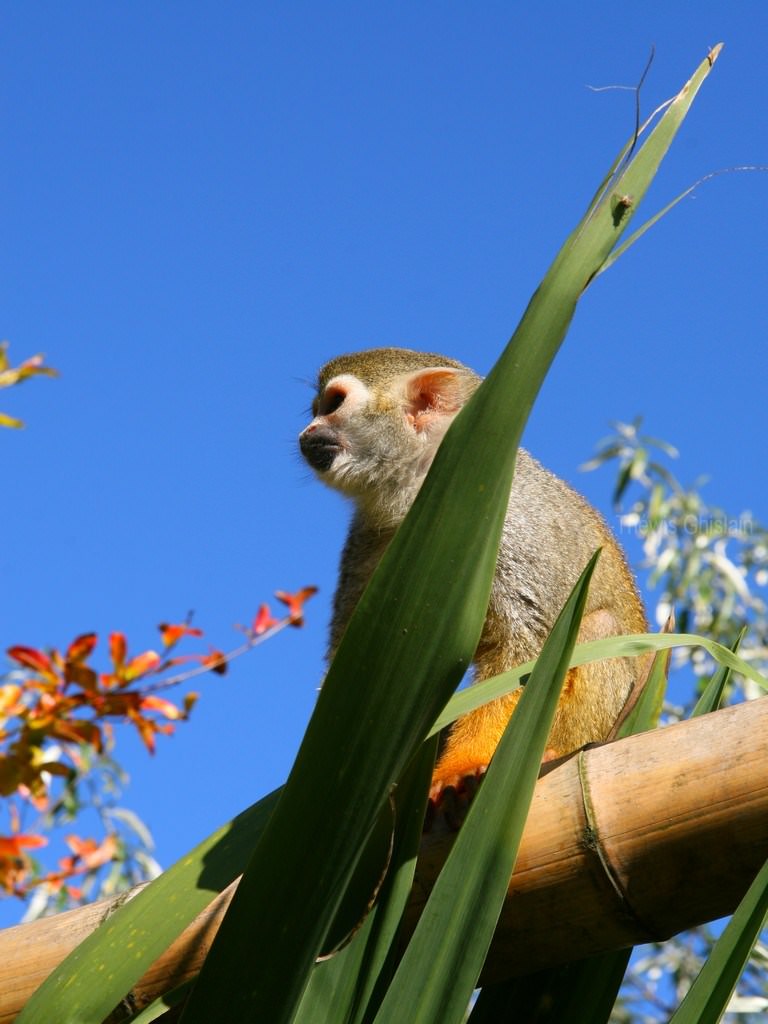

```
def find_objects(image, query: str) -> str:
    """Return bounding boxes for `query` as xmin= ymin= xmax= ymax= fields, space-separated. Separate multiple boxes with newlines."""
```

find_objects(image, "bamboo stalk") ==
xmin=1 ymin=698 xmax=766 ymax=1021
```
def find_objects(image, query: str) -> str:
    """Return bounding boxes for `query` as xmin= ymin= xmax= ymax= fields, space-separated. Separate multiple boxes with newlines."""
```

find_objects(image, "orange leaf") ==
xmin=275 ymin=586 xmax=318 ymax=626
xmin=65 ymin=833 xmax=118 ymax=869
xmin=50 ymin=719 xmax=103 ymax=752
xmin=159 ymin=622 xmax=204 ymax=647
xmin=0 ymin=833 xmax=48 ymax=856
xmin=65 ymin=835 xmax=90 ymax=856
xmin=0 ymin=684 xmax=24 ymax=718
xmin=64 ymin=663 xmax=98 ymax=692
xmin=128 ymin=710 xmax=159 ymax=754
xmin=7 ymin=646 xmax=59 ymax=683
xmin=109 ymin=632 xmax=127 ymax=671
xmin=128 ymin=713 xmax=173 ymax=753
xmin=87 ymin=691 xmax=138 ymax=718
xmin=252 ymin=604 xmax=278 ymax=636
xmin=124 ymin=650 xmax=161 ymax=682
xmin=66 ymin=633 xmax=97 ymax=664
xmin=140 ymin=695 xmax=185 ymax=720
xmin=201 ymin=649 xmax=227 ymax=675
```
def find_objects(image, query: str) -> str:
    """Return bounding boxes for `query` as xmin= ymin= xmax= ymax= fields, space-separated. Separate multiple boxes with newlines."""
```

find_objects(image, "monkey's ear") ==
xmin=403 ymin=368 xmax=465 ymax=433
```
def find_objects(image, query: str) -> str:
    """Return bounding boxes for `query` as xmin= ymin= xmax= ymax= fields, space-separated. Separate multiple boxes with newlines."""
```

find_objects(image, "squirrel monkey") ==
xmin=299 ymin=347 xmax=647 ymax=797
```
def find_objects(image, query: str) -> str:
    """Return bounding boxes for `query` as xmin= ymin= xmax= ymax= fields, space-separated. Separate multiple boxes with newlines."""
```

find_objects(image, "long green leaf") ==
xmin=126 ymin=981 xmax=192 ymax=1023
xmin=432 ymin=630 xmax=767 ymax=735
xmin=691 ymin=627 xmax=746 ymax=717
xmin=615 ymin=637 xmax=668 ymax=738
xmin=372 ymin=554 xmax=597 ymax=1024
xmin=667 ymin=857 xmax=768 ymax=1024
xmin=16 ymin=789 xmax=280 ymax=1024
xmin=466 ymin=639 xmax=672 ymax=1023
xmin=595 ymin=179 xmax=703 ymax=277
xmin=469 ymin=950 xmax=632 ymax=1023
xmin=292 ymin=737 xmax=438 ymax=1024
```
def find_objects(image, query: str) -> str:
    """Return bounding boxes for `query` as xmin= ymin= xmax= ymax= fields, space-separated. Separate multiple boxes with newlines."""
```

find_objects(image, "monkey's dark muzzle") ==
xmin=300 ymin=428 xmax=342 ymax=472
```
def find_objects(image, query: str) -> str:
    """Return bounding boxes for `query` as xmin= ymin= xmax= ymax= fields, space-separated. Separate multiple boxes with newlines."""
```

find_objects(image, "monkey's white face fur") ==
xmin=300 ymin=351 xmax=478 ymax=528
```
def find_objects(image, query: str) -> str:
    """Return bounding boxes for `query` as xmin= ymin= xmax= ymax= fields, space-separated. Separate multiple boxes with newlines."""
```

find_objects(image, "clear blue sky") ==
xmin=1 ymin=4 xmax=766 ymax=926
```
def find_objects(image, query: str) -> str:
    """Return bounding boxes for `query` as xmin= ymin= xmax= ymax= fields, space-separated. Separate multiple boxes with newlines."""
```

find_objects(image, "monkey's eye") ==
xmin=317 ymin=385 xmax=346 ymax=416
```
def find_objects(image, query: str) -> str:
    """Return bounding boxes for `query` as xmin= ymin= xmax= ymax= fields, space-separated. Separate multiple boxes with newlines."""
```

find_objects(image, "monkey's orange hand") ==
xmin=429 ymin=763 xmax=487 ymax=806
xmin=428 ymin=733 xmax=562 ymax=830
xmin=427 ymin=764 xmax=487 ymax=832
xmin=428 ymin=694 xmax=522 ymax=818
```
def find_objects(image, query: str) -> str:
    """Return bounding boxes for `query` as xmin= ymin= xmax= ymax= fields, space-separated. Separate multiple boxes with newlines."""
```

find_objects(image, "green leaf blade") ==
xmin=15 ymin=790 xmax=280 ymax=1024
xmin=372 ymin=554 xmax=598 ymax=1024
xmin=668 ymin=857 xmax=768 ymax=1024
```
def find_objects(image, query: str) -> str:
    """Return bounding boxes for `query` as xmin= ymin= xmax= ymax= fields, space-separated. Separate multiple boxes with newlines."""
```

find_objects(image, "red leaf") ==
xmin=201 ymin=649 xmax=227 ymax=675
xmin=275 ymin=586 xmax=318 ymax=627
xmin=129 ymin=711 xmax=157 ymax=754
xmin=64 ymin=664 xmax=98 ymax=692
xmin=64 ymin=833 xmax=118 ymax=869
xmin=51 ymin=719 xmax=103 ymax=752
xmin=7 ymin=646 xmax=59 ymax=683
xmin=66 ymin=633 xmax=97 ymax=664
xmin=252 ymin=604 xmax=278 ymax=636
xmin=109 ymin=632 xmax=127 ymax=671
xmin=0 ymin=833 xmax=48 ymax=855
xmin=158 ymin=623 xmax=203 ymax=647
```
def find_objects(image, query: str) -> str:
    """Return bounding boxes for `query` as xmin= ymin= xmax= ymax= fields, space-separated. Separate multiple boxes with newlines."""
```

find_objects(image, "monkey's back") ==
xmin=477 ymin=448 xmax=646 ymax=673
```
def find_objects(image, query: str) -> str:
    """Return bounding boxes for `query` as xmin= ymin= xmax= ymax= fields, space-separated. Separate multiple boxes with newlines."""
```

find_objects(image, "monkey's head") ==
xmin=299 ymin=347 xmax=480 ymax=526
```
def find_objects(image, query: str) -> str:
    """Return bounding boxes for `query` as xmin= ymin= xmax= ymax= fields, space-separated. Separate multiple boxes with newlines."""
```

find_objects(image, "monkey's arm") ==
xmin=430 ymin=608 xmax=637 ymax=799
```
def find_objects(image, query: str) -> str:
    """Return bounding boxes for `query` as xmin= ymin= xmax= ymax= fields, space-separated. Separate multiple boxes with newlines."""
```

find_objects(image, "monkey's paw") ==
xmin=426 ymin=767 xmax=487 ymax=831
